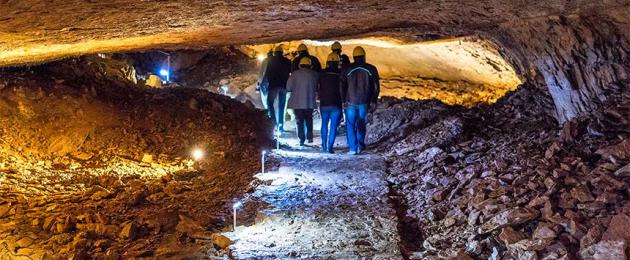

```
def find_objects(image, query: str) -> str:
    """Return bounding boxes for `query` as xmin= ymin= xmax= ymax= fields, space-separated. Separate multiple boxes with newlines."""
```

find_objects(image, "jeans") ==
xmin=345 ymin=104 xmax=368 ymax=152
xmin=293 ymin=109 xmax=314 ymax=144
xmin=320 ymin=106 xmax=341 ymax=151
xmin=266 ymin=87 xmax=287 ymax=130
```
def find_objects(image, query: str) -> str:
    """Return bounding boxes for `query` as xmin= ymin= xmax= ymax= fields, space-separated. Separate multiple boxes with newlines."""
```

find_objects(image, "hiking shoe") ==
xmin=347 ymin=150 xmax=357 ymax=155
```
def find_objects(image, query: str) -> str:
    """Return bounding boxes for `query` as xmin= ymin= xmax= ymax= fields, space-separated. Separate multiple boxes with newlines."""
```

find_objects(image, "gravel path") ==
xmin=224 ymin=149 xmax=402 ymax=259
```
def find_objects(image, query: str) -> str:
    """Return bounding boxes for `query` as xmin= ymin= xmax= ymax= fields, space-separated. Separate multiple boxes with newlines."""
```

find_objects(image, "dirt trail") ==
xmin=224 ymin=149 xmax=402 ymax=259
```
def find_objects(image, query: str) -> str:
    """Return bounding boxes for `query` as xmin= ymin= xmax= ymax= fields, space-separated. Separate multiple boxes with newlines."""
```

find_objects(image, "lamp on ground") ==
xmin=191 ymin=148 xmax=204 ymax=161
xmin=233 ymin=201 xmax=243 ymax=231
xmin=261 ymin=151 xmax=267 ymax=173
xmin=274 ymin=129 xmax=280 ymax=150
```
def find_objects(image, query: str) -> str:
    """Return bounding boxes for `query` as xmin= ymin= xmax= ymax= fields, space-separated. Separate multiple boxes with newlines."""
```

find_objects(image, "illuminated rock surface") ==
xmin=1 ymin=0 xmax=630 ymax=259
xmin=225 ymin=151 xmax=401 ymax=259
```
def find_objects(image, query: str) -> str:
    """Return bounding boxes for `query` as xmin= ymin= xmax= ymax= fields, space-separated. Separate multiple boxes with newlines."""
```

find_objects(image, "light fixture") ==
xmin=191 ymin=148 xmax=204 ymax=161
xmin=233 ymin=201 xmax=243 ymax=231
xmin=274 ymin=129 xmax=280 ymax=150
xmin=256 ymin=54 xmax=266 ymax=62
xmin=261 ymin=151 xmax=267 ymax=173
xmin=220 ymin=84 xmax=229 ymax=95
xmin=157 ymin=51 xmax=171 ymax=82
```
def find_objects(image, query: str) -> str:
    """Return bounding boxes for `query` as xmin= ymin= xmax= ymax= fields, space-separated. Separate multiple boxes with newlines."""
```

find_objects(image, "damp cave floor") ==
xmin=222 ymin=126 xmax=403 ymax=259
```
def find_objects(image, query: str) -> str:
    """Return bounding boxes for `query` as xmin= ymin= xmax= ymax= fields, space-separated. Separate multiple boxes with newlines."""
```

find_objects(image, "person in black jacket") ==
xmin=257 ymin=49 xmax=273 ymax=110
xmin=331 ymin=41 xmax=350 ymax=72
xmin=318 ymin=53 xmax=343 ymax=153
xmin=291 ymin=43 xmax=322 ymax=72
xmin=264 ymin=45 xmax=292 ymax=132
xmin=341 ymin=46 xmax=380 ymax=155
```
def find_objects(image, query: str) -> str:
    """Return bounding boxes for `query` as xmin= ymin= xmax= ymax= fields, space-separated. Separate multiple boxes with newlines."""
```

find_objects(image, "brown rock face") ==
xmin=494 ymin=8 xmax=630 ymax=123
xmin=1 ymin=1 xmax=628 ymax=124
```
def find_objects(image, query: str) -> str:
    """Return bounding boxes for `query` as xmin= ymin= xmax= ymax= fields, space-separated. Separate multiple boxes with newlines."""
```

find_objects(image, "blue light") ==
xmin=159 ymin=69 xmax=169 ymax=77
xmin=233 ymin=201 xmax=243 ymax=209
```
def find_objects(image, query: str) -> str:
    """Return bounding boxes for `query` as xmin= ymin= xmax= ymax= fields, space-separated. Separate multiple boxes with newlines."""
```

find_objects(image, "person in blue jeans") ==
xmin=263 ymin=45 xmax=292 ymax=132
xmin=318 ymin=52 xmax=343 ymax=153
xmin=341 ymin=46 xmax=380 ymax=155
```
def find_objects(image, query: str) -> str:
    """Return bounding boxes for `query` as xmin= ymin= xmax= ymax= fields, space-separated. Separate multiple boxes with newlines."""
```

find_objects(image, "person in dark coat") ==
xmin=257 ymin=49 xmax=273 ymax=110
xmin=340 ymin=46 xmax=380 ymax=155
xmin=287 ymin=57 xmax=319 ymax=146
xmin=318 ymin=52 xmax=343 ymax=153
xmin=264 ymin=45 xmax=292 ymax=132
xmin=291 ymin=43 xmax=322 ymax=72
xmin=331 ymin=41 xmax=350 ymax=72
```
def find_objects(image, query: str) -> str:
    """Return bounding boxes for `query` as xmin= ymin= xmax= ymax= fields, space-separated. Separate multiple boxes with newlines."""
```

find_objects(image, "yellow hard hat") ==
xmin=274 ymin=45 xmax=283 ymax=52
xmin=353 ymin=46 xmax=366 ymax=57
xmin=327 ymin=52 xmax=340 ymax=62
xmin=297 ymin=43 xmax=308 ymax=52
xmin=331 ymin=41 xmax=342 ymax=51
xmin=299 ymin=57 xmax=312 ymax=66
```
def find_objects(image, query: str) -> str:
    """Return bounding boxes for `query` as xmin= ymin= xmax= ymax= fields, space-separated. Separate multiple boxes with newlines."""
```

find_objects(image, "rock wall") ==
xmin=494 ymin=7 xmax=630 ymax=123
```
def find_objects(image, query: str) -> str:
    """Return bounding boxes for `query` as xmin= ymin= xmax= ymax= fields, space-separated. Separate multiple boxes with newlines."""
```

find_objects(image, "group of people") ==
xmin=257 ymin=42 xmax=379 ymax=155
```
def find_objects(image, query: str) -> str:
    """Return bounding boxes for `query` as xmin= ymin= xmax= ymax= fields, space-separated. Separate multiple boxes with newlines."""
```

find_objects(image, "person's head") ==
xmin=273 ymin=45 xmax=284 ymax=56
xmin=297 ymin=43 xmax=308 ymax=55
xmin=267 ymin=49 xmax=273 ymax=57
xmin=299 ymin=56 xmax=312 ymax=69
xmin=340 ymin=54 xmax=350 ymax=65
xmin=353 ymin=46 xmax=366 ymax=63
xmin=331 ymin=41 xmax=342 ymax=55
xmin=326 ymin=52 xmax=340 ymax=69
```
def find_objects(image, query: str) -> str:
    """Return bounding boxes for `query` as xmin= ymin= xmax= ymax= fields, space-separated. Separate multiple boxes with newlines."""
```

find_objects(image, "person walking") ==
xmin=331 ymin=41 xmax=350 ymax=72
xmin=292 ymin=43 xmax=322 ymax=72
xmin=341 ymin=46 xmax=380 ymax=155
xmin=264 ymin=45 xmax=292 ymax=132
xmin=318 ymin=53 xmax=343 ymax=153
xmin=257 ymin=49 xmax=273 ymax=110
xmin=287 ymin=57 xmax=318 ymax=146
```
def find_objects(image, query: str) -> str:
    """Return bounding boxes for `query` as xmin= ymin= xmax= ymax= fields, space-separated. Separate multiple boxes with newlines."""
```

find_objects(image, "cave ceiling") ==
xmin=0 ymin=0 xmax=626 ymax=66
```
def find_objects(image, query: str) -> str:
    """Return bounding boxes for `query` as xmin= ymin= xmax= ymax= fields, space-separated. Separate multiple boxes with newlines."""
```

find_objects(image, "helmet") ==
xmin=331 ymin=41 xmax=342 ymax=51
xmin=327 ymin=52 xmax=340 ymax=62
xmin=299 ymin=57 xmax=312 ymax=66
xmin=274 ymin=45 xmax=283 ymax=52
xmin=297 ymin=43 xmax=308 ymax=52
xmin=353 ymin=46 xmax=366 ymax=57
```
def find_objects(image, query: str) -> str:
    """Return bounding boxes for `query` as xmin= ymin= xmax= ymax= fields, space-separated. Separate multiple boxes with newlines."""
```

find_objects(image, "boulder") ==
xmin=480 ymin=208 xmax=539 ymax=233
xmin=580 ymin=240 xmax=627 ymax=260
xmin=210 ymin=234 xmax=233 ymax=249
xmin=498 ymin=226 xmax=526 ymax=245
xmin=601 ymin=213 xmax=630 ymax=243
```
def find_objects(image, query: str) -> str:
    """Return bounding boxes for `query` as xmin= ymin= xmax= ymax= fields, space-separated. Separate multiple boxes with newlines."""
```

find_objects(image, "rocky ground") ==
xmin=376 ymin=83 xmax=630 ymax=259
xmin=0 ymin=56 xmax=272 ymax=258
xmin=224 ymin=150 xmax=401 ymax=259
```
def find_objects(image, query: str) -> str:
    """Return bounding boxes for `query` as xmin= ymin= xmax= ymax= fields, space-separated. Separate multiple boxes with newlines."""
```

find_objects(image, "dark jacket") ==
xmin=292 ymin=54 xmax=322 ymax=72
xmin=318 ymin=67 xmax=342 ymax=108
xmin=341 ymin=61 xmax=380 ymax=105
xmin=265 ymin=55 xmax=292 ymax=89
xmin=287 ymin=68 xmax=318 ymax=109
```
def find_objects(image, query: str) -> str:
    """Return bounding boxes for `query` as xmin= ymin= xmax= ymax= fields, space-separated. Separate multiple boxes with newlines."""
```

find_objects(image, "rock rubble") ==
xmin=378 ymin=83 xmax=630 ymax=259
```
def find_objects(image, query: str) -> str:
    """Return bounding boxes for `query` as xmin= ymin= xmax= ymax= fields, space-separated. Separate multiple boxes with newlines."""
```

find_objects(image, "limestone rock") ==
xmin=498 ymin=227 xmax=526 ymax=245
xmin=480 ymin=208 xmax=539 ymax=233
xmin=210 ymin=234 xmax=233 ymax=249
xmin=580 ymin=240 xmax=627 ymax=260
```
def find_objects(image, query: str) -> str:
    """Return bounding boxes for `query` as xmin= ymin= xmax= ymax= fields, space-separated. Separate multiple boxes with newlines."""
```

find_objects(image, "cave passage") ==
xmin=1 ymin=2 xmax=630 ymax=259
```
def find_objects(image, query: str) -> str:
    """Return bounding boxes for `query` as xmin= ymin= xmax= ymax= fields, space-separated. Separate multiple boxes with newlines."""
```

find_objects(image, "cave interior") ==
xmin=0 ymin=1 xmax=629 ymax=259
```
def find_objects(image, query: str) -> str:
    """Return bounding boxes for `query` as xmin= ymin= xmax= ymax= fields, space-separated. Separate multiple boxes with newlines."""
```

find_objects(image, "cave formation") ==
xmin=1 ymin=1 xmax=629 ymax=259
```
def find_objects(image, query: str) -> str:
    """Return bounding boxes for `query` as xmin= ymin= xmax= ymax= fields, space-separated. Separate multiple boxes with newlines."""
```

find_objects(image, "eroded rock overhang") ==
xmin=1 ymin=1 xmax=629 ymax=123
